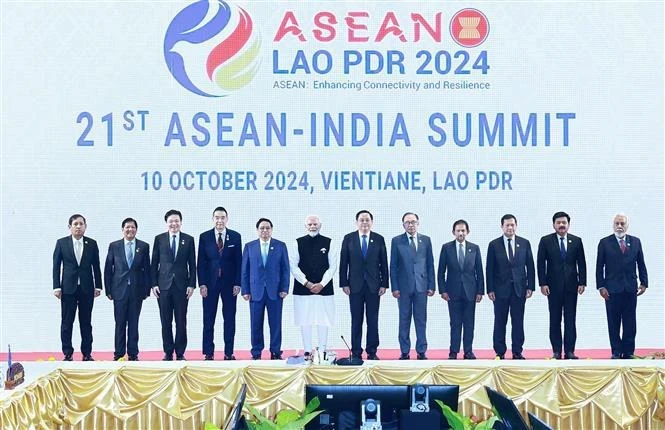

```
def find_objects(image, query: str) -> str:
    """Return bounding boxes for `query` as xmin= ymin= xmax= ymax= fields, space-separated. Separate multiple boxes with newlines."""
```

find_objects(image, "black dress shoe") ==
xmin=82 ymin=355 xmax=95 ymax=362
xmin=113 ymin=355 xmax=123 ymax=361
xmin=204 ymin=354 xmax=214 ymax=361
xmin=351 ymin=354 xmax=362 ymax=360
xmin=224 ymin=354 xmax=236 ymax=361
xmin=366 ymin=354 xmax=380 ymax=360
xmin=463 ymin=352 xmax=477 ymax=360
xmin=512 ymin=353 xmax=526 ymax=360
xmin=621 ymin=354 xmax=634 ymax=359
xmin=176 ymin=355 xmax=186 ymax=361
xmin=128 ymin=355 xmax=139 ymax=361
xmin=63 ymin=354 xmax=73 ymax=362
xmin=448 ymin=353 xmax=457 ymax=360
xmin=496 ymin=354 xmax=505 ymax=360
xmin=163 ymin=353 xmax=173 ymax=361
xmin=611 ymin=354 xmax=621 ymax=359
xmin=552 ymin=353 xmax=562 ymax=360
xmin=270 ymin=353 xmax=283 ymax=360
xmin=399 ymin=353 xmax=410 ymax=360
xmin=564 ymin=352 xmax=579 ymax=360
xmin=417 ymin=353 xmax=427 ymax=360
xmin=252 ymin=355 xmax=261 ymax=360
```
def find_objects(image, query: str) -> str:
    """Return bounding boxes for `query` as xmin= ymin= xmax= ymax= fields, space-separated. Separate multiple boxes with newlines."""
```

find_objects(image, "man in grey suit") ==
xmin=151 ymin=209 xmax=197 ymax=361
xmin=104 ymin=217 xmax=151 ymax=361
xmin=438 ymin=219 xmax=484 ymax=360
xmin=390 ymin=212 xmax=435 ymax=360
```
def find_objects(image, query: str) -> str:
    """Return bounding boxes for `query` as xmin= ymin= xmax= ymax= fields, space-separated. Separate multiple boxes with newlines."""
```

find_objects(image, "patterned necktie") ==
xmin=458 ymin=243 xmax=465 ymax=267
xmin=507 ymin=238 xmax=514 ymax=262
xmin=262 ymin=242 xmax=268 ymax=265
xmin=620 ymin=239 xmax=626 ymax=254
xmin=217 ymin=233 xmax=224 ymax=255
xmin=409 ymin=235 xmax=417 ymax=254
xmin=560 ymin=237 xmax=566 ymax=260
xmin=171 ymin=235 xmax=176 ymax=258
xmin=75 ymin=240 xmax=82 ymax=264
xmin=361 ymin=235 xmax=368 ymax=258
xmin=127 ymin=241 xmax=134 ymax=267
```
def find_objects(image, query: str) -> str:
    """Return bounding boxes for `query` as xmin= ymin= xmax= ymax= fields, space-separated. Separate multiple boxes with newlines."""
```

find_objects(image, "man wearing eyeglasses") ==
xmin=390 ymin=213 xmax=435 ymax=360
xmin=339 ymin=210 xmax=388 ymax=360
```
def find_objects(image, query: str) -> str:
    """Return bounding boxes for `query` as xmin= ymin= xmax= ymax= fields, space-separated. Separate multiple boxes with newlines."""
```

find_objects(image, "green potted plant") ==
xmin=205 ymin=397 xmax=321 ymax=430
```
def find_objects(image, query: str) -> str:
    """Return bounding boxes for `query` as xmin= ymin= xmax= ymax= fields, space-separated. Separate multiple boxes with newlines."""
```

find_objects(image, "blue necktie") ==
xmin=262 ymin=242 xmax=269 ymax=265
xmin=560 ymin=237 xmax=566 ymax=260
xmin=171 ymin=235 xmax=176 ymax=259
xmin=127 ymin=242 xmax=134 ymax=267
xmin=361 ymin=235 xmax=368 ymax=258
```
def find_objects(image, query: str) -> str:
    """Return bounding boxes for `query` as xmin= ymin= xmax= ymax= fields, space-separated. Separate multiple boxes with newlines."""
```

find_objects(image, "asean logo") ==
xmin=164 ymin=0 xmax=261 ymax=97
xmin=450 ymin=9 xmax=489 ymax=48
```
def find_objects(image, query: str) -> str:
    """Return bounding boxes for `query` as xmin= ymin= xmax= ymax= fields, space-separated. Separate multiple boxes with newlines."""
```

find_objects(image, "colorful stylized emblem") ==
xmin=450 ymin=9 xmax=489 ymax=48
xmin=164 ymin=0 xmax=261 ymax=97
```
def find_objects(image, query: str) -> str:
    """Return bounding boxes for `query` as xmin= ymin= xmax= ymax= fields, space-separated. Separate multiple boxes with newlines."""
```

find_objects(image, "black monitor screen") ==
xmin=484 ymin=386 xmax=529 ymax=430
xmin=528 ymin=412 xmax=553 ymax=430
xmin=305 ymin=384 xmax=410 ymax=430
xmin=223 ymin=384 xmax=247 ymax=430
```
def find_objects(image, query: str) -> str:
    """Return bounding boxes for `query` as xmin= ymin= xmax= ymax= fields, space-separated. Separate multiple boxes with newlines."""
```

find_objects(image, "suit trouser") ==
xmin=397 ymin=291 xmax=428 ymax=354
xmin=547 ymin=288 xmax=578 ymax=354
xmin=202 ymin=278 xmax=237 ymax=356
xmin=157 ymin=287 xmax=189 ymax=356
xmin=492 ymin=291 xmax=526 ymax=356
xmin=113 ymin=294 xmax=143 ymax=357
xmin=605 ymin=290 xmax=637 ymax=357
xmin=249 ymin=293 xmax=283 ymax=357
xmin=349 ymin=284 xmax=380 ymax=356
xmin=60 ymin=286 xmax=94 ymax=356
xmin=448 ymin=297 xmax=476 ymax=354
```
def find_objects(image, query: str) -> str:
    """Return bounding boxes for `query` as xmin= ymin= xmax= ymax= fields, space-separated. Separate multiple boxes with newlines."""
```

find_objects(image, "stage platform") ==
xmin=1 ymin=355 xmax=664 ymax=429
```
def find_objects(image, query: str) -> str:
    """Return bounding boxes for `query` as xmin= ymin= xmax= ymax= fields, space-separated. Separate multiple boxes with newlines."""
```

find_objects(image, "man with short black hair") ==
xmin=241 ymin=218 xmax=290 ymax=360
xmin=537 ymin=211 xmax=586 ymax=359
xmin=486 ymin=214 xmax=535 ymax=359
xmin=151 ymin=209 xmax=196 ymax=361
xmin=104 ymin=217 xmax=151 ymax=361
xmin=198 ymin=207 xmax=242 ymax=360
xmin=52 ymin=214 xmax=102 ymax=361
xmin=339 ymin=210 xmax=388 ymax=360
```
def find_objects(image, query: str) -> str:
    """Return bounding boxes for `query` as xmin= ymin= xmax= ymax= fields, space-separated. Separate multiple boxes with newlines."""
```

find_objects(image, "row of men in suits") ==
xmin=52 ymin=210 xmax=648 ymax=361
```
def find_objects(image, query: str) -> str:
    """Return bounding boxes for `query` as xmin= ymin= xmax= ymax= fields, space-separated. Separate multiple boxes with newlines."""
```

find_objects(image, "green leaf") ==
xmin=435 ymin=400 xmax=471 ymax=430
xmin=474 ymin=416 xmax=500 ymax=430
xmin=274 ymin=409 xmax=300 ymax=427
xmin=280 ymin=411 xmax=322 ymax=430
xmin=204 ymin=422 xmax=220 ymax=430
xmin=303 ymin=396 xmax=321 ymax=415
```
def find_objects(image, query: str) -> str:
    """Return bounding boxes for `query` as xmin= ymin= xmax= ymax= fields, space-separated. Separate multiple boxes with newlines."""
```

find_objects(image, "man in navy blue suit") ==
xmin=486 ymin=214 xmax=535 ymax=359
xmin=198 ymin=207 xmax=242 ymax=361
xmin=438 ymin=219 xmax=484 ymax=360
xmin=104 ymin=217 xmax=151 ymax=361
xmin=537 ymin=212 xmax=586 ymax=360
xmin=241 ymin=218 xmax=290 ymax=360
xmin=52 ymin=214 xmax=102 ymax=361
xmin=339 ymin=210 xmax=388 ymax=360
xmin=596 ymin=214 xmax=648 ymax=359
xmin=390 ymin=212 xmax=435 ymax=360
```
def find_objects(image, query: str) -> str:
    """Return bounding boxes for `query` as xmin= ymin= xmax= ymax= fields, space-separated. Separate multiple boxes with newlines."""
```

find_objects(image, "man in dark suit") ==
xmin=52 ymin=214 xmax=102 ymax=361
xmin=596 ymin=214 xmax=648 ymax=359
xmin=438 ymin=219 xmax=484 ymax=360
xmin=241 ymin=218 xmax=290 ymax=360
xmin=339 ymin=210 xmax=388 ymax=360
xmin=537 ymin=211 xmax=587 ymax=360
xmin=390 ymin=212 xmax=435 ymax=360
xmin=104 ymin=217 xmax=151 ymax=361
xmin=486 ymin=214 xmax=535 ymax=359
xmin=197 ymin=206 xmax=242 ymax=361
xmin=151 ymin=209 xmax=196 ymax=361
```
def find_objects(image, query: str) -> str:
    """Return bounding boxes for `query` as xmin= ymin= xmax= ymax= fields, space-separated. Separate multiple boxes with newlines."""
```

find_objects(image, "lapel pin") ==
xmin=181 ymin=240 xmax=185 ymax=245
xmin=370 ymin=239 xmax=374 ymax=243
xmin=516 ymin=244 xmax=520 ymax=248
xmin=320 ymin=248 xmax=327 ymax=254
xmin=226 ymin=234 xmax=230 ymax=241
xmin=84 ymin=241 xmax=88 ymax=245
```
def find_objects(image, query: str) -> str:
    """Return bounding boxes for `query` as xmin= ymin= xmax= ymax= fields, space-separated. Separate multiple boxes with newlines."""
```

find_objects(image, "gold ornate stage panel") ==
xmin=1 ymin=360 xmax=663 ymax=429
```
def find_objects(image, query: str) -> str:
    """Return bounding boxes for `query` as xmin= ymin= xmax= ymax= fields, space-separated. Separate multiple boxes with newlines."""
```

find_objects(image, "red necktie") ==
xmin=217 ymin=233 xmax=224 ymax=255
xmin=620 ymin=239 xmax=626 ymax=254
